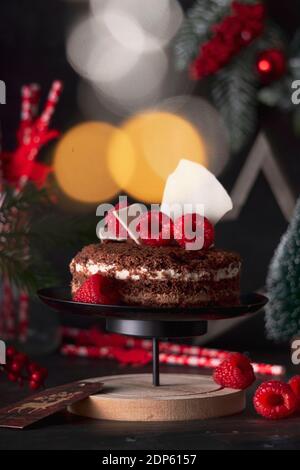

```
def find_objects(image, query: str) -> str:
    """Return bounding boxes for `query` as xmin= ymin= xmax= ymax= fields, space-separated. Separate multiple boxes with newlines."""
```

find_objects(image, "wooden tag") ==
xmin=0 ymin=379 xmax=103 ymax=429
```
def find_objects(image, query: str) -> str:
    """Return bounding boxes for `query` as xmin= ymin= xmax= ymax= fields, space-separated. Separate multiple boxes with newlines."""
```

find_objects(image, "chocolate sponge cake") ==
xmin=70 ymin=242 xmax=241 ymax=307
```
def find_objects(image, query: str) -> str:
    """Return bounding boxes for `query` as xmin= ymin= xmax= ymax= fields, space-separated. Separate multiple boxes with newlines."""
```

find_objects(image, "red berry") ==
xmin=74 ymin=273 xmax=120 ymax=305
xmin=6 ymin=346 xmax=16 ymax=360
xmin=18 ymin=377 xmax=24 ymax=387
xmin=29 ymin=380 xmax=41 ymax=391
xmin=10 ymin=360 xmax=23 ymax=374
xmin=7 ymin=372 xmax=18 ymax=382
xmin=173 ymin=213 xmax=214 ymax=250
xmin=39 ymin=367 xmax=48 ymax=379
xmin=27 ymin=362 xmax=40 ymax=374
xmin=137 ymin=211 xmax=173 ymax=246
xmin=254 ymin=381 xmax=297 ymax=420
xmin=105 ymin=201 xmax=128 ymax=238
xmin=14 ymin=352 xmax=28 ymax=365
xmin=213 ymin=353 xmax=255 ymax=390
xmin=288 ymin=376 xmax=300 ymax=410
xmin=30 ymin=370 xmax=44 ymax=383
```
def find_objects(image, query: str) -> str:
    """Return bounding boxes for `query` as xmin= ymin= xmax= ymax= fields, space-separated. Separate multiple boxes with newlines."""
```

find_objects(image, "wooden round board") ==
xmin=69 ymin=374 xmax=245 ymax=422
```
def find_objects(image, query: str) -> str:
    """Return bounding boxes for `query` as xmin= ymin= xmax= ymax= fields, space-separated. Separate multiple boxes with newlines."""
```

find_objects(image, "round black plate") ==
xmin=38 ymin=287 xmax=268 ymax=322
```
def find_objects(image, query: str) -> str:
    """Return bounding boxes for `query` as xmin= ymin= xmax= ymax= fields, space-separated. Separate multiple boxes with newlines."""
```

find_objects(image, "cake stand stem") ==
xmin=152 ymin=338 xmax=160 ymax=386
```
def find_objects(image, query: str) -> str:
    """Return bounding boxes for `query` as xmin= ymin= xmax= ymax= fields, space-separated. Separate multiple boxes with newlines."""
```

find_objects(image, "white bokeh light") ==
xmin=90 ymin=0 xmax=183 ymax=49
xmin=101 ymin=9 xmax=147 ymax=53
xmin=94 ymin=48 xmax=169 ymax=113
xmin=67 ymin=15 xmax=142 ymax=84
xmin=67 ymin=0 xmax=188 ymax=114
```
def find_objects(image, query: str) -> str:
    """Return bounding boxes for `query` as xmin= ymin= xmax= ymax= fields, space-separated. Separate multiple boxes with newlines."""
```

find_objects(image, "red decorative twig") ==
xmin=0 ymin=80 xmax=63 ymax=342
xmin=36 ymin=80 xmax=62 ymax=132
xmin=61 ymin=327 xmax=286 ymax=376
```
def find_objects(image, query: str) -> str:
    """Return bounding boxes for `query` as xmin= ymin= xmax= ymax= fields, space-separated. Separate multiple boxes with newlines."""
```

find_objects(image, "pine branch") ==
xmin=0 ymin=183 xmax=58 ymax=294
xmin=174 ymin=0 xmax=232 ymax=70
xmin=256 ymin=21 xmax=287 ymax=52
xmin=211 ymin=49 xmax=259 ymax=152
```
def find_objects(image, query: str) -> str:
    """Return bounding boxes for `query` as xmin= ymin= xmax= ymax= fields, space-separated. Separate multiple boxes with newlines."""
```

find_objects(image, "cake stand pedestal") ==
xmin=38 ymin=288 xmax=267 ymax=422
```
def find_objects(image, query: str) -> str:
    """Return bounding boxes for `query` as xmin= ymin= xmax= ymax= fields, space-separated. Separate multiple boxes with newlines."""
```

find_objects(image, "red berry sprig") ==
xmin=1 ymin=346 xmax=48 ymax=391
xmin=190 ymin=1 xmax=265 ymax=80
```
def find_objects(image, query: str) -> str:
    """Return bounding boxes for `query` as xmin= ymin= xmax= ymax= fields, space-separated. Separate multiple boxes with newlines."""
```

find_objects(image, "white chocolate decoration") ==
xmin=161 ymin=159 xmax=233 ymax=224
xmin=113 ymin=203 xmax=146 ymax=245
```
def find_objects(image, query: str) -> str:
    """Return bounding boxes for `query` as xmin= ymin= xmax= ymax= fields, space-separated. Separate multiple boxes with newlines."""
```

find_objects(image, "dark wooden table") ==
xmin=0 ymin=352 xmax=299 ymax=450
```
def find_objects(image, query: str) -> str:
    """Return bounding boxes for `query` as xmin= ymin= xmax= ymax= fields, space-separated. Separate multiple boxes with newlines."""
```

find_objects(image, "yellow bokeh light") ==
xmin=107 ymin=111 xmax=207 ymax=203
xmin=54 ymin=122 xmax=120 ymax=203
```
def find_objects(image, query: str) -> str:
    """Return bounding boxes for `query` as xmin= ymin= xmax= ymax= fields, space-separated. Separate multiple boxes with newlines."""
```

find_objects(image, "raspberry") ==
xmin=105 ymin=201 xmax=128 ymax=238
xmin=254 ymin=381 xmax=297 ymax=420
xmin=213 ymin=353 xmax=255 ymax=390
xmin=137 ymin=210 xmax=173 ymax=246
xmin=288 ymin=376 xmax=300 ymax=410
xmin=173 ymin=213 xmax=214 ymax=250
xmin=74 ymin=274 xmax=119 ymax=305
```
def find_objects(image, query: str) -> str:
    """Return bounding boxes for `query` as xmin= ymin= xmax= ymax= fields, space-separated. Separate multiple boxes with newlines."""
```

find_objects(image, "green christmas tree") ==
xmin=266 ymin=197 xmax=300 ymax=341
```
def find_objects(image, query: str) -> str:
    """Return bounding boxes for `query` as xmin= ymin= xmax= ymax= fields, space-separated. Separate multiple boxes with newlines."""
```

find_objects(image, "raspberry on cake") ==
xmin=70 ymin=241 xmax=241 ymax=307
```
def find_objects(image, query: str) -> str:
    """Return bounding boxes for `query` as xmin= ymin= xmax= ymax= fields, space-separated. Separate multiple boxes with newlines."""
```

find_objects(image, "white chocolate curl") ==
xmin=161 ymin=159 xmax=233 ymax=224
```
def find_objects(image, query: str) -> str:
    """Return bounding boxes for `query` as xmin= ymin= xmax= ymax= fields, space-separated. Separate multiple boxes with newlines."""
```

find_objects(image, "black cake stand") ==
xmin=38 ymin=288 xmax=267 ymax=386
xmin=38 ymin=288 xmax=267 ymax=422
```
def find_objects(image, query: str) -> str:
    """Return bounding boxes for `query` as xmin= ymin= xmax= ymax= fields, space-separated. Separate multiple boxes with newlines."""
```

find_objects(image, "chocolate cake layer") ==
xmin=70 ymin=241 xmax=241 ymax=307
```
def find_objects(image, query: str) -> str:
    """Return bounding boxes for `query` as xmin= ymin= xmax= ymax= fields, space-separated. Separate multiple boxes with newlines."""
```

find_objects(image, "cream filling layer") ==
xmin=74 ymin=261 xmax=240 ymax=282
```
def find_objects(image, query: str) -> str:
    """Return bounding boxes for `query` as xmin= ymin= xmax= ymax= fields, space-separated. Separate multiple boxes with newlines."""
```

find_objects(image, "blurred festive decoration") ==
xmin=61 ymin=326 xmax=285 ymax=376
xmin=90 ymin=0 xmax=183 ymax=50
xmin=265 ymin=196 xmax=300 ymax=342
xmin=158 ymin=96 xmax=229 ymax=176
xmin=189 ymin=1 xmax=265 ymax=80
xmin=0 ymin=81 xmax=62 ymax=342
xmin=107 ymin=111 xmax=207 ymax=203
xmin=174 ymin=0 xmax=300 ymax=152
xmin=67 ymin=0 xmax=188 ymax=115
xmin=256 ymin=49 xmax=286 ymax=83
xmin=226 ymin=133 xmax=296 ymax=222
xmin=54 ymin=122 xmax=120 ymax=203
xmin=2 ymin=82 xmax=62 ymax=189
xmin=0 ymin=346 xmax=48 ymax=390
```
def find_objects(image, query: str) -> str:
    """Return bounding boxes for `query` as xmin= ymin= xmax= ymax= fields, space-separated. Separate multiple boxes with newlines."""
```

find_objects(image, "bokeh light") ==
xmin=54 ymin=122 xmax=120 ymax=203
xmin=157 ymin=96 xmax=230 ymax=176
xmin=67 ymin=15 xmax=142 ymax=84
xmin=107 ymin=111 xmax=207 ymax=203
xmin=94 ymin=49 xmax=169 ymax=113
xmin=90 ymin=0 xmax=183 ymax=49
xmin=66 ymin=0 xmax=187 ymax=115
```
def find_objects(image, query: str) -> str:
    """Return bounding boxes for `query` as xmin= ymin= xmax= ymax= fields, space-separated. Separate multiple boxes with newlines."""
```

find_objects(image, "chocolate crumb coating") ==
xmin=70 ymin=241 xmax=241 ymax=307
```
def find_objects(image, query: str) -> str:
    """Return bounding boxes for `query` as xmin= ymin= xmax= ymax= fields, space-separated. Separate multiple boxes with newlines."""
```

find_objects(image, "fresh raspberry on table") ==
xmin=213 ymin=352 xmax=255 ymax=390
xmin=173 ymin=213 xmax=214 ymax=250
xmin=253 ymin=381 xmax=297 ymax=420
xmin=136 ymin=210 xmax=173 ymax=246
xmin=74 ymin=274 xmax=119 ymax=305
xmin=288 ymin=376 xmax=300 ymax=410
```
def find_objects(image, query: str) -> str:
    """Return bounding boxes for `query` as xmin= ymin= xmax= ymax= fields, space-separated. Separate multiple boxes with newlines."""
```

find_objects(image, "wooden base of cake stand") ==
xmin=69 ymin=373 xmax=245 ymax=422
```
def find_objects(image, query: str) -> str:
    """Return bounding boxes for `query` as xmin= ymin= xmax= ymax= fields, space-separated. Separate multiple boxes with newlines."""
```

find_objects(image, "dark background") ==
xmin=1 ymin=0 xmax=300 ymax=349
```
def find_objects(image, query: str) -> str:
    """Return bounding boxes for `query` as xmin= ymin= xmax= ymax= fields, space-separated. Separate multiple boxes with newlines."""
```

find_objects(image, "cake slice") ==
xmin=70 ymin=241 xmax=241 ymax=307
